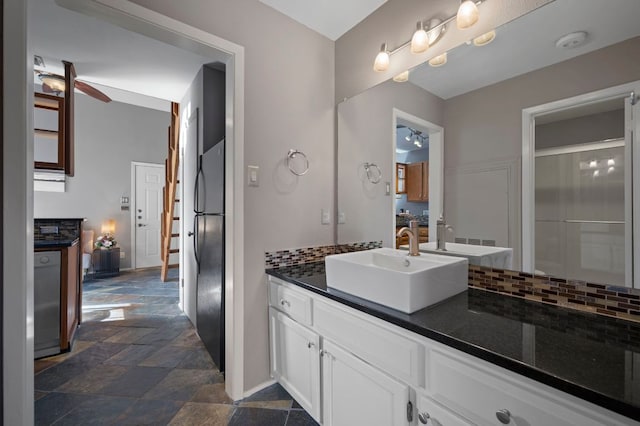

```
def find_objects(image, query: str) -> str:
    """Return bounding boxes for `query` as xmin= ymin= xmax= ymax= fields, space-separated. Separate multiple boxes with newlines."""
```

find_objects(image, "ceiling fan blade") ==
xmin=75 ymin=80 xmax=112 ymax=103
xmin=41 ymin=82 xmax=56 ymax=93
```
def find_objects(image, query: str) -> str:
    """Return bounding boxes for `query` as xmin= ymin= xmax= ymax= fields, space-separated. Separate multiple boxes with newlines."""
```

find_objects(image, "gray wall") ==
xmin=443 ymin=37 xmax=640 ymax=267
xmin=129 ymin=0 xmax=335 ymax=392
xmin=34 ymin=94 xmax=169 ymax=269
xmin=335 ymin=0 xmax=552 ymax=102
xmin=338 ymin=80 xmax=443 ymax=247
xmin=536 ymin=109 xmax=624 ymax=150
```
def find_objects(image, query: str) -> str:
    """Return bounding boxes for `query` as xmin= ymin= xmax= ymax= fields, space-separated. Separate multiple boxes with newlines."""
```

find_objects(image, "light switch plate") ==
xmin=321 ymin=208 xmax=331 ymax=225
xmin=248 ymin=165 xmax=259 ymax=187
xmin=338 ymin=212 xmax=346 ymax=224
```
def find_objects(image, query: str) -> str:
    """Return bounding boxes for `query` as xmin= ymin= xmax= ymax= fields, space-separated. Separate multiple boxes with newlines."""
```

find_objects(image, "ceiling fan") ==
xmin=34 ymin=58 xmax=112 ymax=103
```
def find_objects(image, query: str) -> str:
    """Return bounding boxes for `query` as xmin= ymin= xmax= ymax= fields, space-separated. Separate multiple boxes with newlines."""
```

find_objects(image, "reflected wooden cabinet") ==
xmin=407 ymin=161 xmax=429 ymax=202
xmin=396 ymin=163 xmax=407 ymax=194
xmin=34 ymin=93 xmax=65 ymax=171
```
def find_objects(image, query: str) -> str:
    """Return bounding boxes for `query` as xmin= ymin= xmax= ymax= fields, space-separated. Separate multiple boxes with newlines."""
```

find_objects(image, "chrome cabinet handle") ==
xmin=280 ymin=299 xmax=291 ymax=308
xmin=496 ymin=409 xmax=511 ymax=424
xmin=418 ymin=412 xmax=430 ymax=424
xmin=138 ymin=223 xmax=147 ymax=227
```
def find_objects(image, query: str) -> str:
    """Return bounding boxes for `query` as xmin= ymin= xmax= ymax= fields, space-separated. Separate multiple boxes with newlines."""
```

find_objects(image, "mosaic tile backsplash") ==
xmin=469 ymin=265 xmax=640 ymax=324
xmin=34 ymin=218 xmax=84 ymax=242
xmin=265 ymin=241 xmax=382 ymax=269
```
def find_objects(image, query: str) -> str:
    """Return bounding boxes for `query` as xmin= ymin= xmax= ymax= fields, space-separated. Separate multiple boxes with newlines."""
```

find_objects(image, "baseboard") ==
xmin=242 ymin=379 xmax=276 ymax=399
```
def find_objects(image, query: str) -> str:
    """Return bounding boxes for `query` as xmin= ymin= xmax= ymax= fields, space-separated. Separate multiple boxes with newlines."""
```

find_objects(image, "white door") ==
xmin=269 ymin=308 xmax=321 ymax=422
xmin=322 ymin=339 xmax=409 ymax=426
xmin=134 ymin=163 xmax=164 ymax=268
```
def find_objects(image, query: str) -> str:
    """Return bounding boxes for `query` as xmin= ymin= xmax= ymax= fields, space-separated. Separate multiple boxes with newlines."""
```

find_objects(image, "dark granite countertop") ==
xmin=266 ymin=262 xmax=640 ymax=422
xmin=35 ymin=238 xmax=79 ymax=249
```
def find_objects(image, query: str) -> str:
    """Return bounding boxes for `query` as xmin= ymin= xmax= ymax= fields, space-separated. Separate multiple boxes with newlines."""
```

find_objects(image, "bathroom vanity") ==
xmin=267 ymin=262 xmax=639 ymax=425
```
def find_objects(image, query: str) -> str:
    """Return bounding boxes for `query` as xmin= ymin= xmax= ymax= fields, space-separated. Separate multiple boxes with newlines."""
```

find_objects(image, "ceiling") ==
xmin=409 ymin=0 xmax=640 ymax=99
xmin=30 ymin=0 xmax=217 ymax=110
xmin=259 ymin=0 xmax=387 ymax=41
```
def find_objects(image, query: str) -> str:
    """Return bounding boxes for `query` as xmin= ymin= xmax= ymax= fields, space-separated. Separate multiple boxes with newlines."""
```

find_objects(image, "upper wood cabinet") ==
xmin=395 ymin=163 xmax=407 ymax=194
xmin=34 ymin=93 xmax=65 ymax=171
xmin=407 ymin=161 xmax=429 ymax=202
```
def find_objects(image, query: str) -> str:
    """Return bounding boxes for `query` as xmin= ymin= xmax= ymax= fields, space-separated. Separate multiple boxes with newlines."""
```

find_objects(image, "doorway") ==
xmin=522 ymin=81 xmax=640 ymax=288
xmin=131 ymin=162 xmax=165 ymax=269
xmin=391 ymin=109 xmax=443 ymax=244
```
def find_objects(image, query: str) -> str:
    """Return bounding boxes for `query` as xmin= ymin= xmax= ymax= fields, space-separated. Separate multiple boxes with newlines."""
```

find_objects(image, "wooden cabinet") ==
xmin=269 ymin=307 xmax=321 ymax=422
xmin=60 ymin=242 xmax=80 ymax=351
xmin=322 ymin=339 xmax=410 ymax=426
xmin=34 ymin=93 xmax=65 ymax=171
xmin=395 ymin=163 xmax=407 ymax=194
xmin=406 ymin=161 xmax=429 ymax=202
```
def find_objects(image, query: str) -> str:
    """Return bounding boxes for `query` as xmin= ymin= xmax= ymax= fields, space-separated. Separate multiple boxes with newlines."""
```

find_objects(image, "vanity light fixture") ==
xmin=473 ymin=29 xmax=496 ymax=46
xmin=372 ymin=1 xmax=483 ymax=73
xmin=373 ymin=43 xmax=390 ymax=72
xmin=393 ymin=70 xmax=410 ymax=82
xmin=429 ymin=52 xmax=448 ymax=67
xmin=457 ymin=0 xmax=480 ymax=29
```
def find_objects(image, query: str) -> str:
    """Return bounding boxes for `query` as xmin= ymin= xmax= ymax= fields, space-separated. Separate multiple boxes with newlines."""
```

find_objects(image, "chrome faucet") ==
xmin=436 ymin=215 xmax=453 ymax=251
xmin=397 ymin=213 xmax=420 ymax=256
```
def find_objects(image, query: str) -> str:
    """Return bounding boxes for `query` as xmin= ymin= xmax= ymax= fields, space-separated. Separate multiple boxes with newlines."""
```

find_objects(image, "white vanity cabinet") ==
xmin=322 ymin=339 xmax=410 ymax=426
xmin=267 ymin=276 xmax=635 ymax=426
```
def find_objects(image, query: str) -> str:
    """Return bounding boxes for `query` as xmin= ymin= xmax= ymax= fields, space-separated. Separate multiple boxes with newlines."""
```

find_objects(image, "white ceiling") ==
xmin=409 ymin=0 xmax=640 ymax=99
xmin=259 ymin=0 xmax=387 ymax=41
xmin=30 ymin=0 xmax=218 ymax=110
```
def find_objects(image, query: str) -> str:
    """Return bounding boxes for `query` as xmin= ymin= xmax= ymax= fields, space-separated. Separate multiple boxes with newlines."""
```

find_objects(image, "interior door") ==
xmin=134 ymin=163 xmax=164 ymax=268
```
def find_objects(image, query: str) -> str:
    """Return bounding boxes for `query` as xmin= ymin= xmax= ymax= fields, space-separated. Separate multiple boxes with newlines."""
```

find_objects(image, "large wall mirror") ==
xmin=337 ymin=0 xmax=640 ymax=288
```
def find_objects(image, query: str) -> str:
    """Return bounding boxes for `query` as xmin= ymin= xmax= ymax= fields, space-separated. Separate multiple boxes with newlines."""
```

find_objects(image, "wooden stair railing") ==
xmin=161 ymin=102 xmax=180 ymax=281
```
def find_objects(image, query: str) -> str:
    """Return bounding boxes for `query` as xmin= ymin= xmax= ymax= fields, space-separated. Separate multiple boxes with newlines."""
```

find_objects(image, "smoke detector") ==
xmin=555 ymin=31 xmax=588 ymax=49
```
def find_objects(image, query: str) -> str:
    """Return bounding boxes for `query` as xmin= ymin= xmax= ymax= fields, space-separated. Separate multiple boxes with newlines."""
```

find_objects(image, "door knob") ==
xmin=187 ymin=231 xmax=194 ymax=236
xmin=418 ymin=412 xmax=430 ymax=424
xmin=138 ymin=209 xmax=142 ymax=213
xmin=138 ymin=223 xmax=148 ymax=227
xmin=138 ymin=216 xmax=142 ymax=219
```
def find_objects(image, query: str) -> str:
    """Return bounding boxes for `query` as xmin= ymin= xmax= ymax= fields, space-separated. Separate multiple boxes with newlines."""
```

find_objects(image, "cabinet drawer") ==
xmin=314 ymin=299 xmax=424 ymax=387
xmin=428 ymin=349 xmax=605 ymax=426
xmin=269 ymin=279 xmax=313 ymax=326
xmin=415 ymin=393 xmax=472 ymax=426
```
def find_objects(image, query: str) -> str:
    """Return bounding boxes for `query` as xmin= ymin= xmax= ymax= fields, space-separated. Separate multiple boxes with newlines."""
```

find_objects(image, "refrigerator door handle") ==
xmin=193 ymin=214 xmax=201 ymax=273
xmin=194 ymin=154 xmax=204 ymax=215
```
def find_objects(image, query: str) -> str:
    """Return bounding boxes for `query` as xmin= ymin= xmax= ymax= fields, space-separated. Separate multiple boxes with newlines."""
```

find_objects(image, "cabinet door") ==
xmin=61 ymin=243 xmax=80 ymax=350
xmin=421 ymin=162 xmax=429 ymax=201
xmin=396 ymin=163 xmax=407 ymax=194
xmin=406 ymin=163 xmax=423 ymax=202
xmin=269 ymin=308 xmax=321 ymax=422
xmin=322 ymin=340 xmax=409 ymax=426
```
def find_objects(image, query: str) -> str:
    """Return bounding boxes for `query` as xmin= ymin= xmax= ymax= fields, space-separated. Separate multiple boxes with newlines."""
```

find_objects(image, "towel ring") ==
xmin=287 ymin=149 xmax=309 ymax=176
xmin=364 ymin=162 xmax=382 ymax=184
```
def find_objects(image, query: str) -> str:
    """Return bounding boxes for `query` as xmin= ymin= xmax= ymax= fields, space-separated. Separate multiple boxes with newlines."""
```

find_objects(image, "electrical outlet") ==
xmin=120 ymin=251 xmax=125 ymax=259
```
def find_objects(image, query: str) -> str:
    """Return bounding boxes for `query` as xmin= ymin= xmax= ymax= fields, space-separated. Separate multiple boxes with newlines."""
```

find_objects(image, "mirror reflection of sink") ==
xmin=325 ymin=248 xmax=468 ymax=314
xmin=402 ymin=242 xmax=513 ymax=269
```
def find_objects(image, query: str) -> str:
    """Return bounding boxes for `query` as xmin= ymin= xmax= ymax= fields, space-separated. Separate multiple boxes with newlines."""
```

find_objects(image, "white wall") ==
xmin=34 ymin=94 xmax=169 ymax=269
xmin=337 ymin=80 xmax=443 ymax=247
xmin=128 ymin=0 xmax=335 ymax=392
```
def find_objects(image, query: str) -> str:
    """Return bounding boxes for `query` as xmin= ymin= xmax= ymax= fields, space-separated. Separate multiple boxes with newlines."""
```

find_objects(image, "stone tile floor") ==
xmin=35 ymin=267 xmax=318 ymax=425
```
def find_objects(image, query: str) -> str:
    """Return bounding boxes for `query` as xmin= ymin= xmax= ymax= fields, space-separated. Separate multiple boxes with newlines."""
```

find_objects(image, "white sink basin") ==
xmin=325 ymin=248 xmax=468 ymax=314
xmin=408 ymin=242 xmax=513 ymax=269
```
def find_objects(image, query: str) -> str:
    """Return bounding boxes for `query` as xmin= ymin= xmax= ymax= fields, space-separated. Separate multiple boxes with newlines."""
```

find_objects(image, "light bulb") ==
xmin=593 ymin=170 xmax=600 ymax=177
xmin=410 ymin=22 xmax=429 ymax=54
xmin=405 ymin=134 xmax=411 ymax=141
xmin=589 ymin=160 xmax=597 ymax=168
xmin=608 ymin=158 xmax=615 ymax=166
xmin=457 ymin=0 xmax=479 ymax=29
xmin=373 ymin=43 xmax=390 ymax=72
xmin=428 ymin=52 xmax=448 ymax=67
xmin=393 ymin=70 xmax=410 ymax=82
xmin=608 ymin=166 xmax=615 ymax=174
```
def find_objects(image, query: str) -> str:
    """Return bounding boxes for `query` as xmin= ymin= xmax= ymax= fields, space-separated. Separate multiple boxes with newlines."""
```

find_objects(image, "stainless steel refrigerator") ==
xmin=193 ymin=139 xmax=225 ymax=372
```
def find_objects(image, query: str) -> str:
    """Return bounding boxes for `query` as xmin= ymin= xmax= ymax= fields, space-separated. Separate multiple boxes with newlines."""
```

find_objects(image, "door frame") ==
xmin=522 ymin=80 xmax=640 ymax=288
xmin=130 ymin=161 xmax=164 ymax=270
xmin=392 ymin=108 xmax=444 ymax=242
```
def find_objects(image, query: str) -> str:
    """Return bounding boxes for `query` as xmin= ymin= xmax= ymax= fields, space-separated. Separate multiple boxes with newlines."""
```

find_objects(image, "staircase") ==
xmin=161 ymin=102 xmax=180 ymax=282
